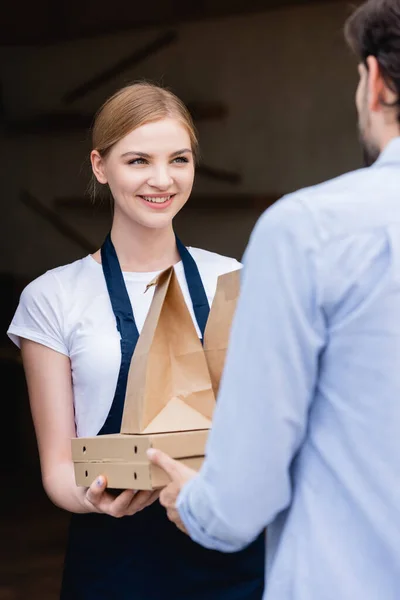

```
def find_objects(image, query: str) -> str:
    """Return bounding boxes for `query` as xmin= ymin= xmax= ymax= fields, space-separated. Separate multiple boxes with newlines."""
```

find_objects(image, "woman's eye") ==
xmin=172 ymin=156 xmax=189 ymax=164
xmin=128 ymin=158 xmax=147 ymax=165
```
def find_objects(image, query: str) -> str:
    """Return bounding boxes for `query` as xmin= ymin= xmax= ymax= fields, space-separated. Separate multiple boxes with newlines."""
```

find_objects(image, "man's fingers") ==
xmin=166 ymin=507 xmax=188 ymax=535
xmin=159 ymin=484 xmax=177 ymax=508
xmin=147 ymin=448 xmax=181 ymax=480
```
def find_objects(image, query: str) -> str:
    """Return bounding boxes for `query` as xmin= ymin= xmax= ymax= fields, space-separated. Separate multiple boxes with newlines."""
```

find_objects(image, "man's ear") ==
xmin=366 ymin=56 xmax=383 ymax=112
xmin=366 ymin=55 xmax=398 ymax=111
xmin=91 ymin=150 xmax=108 ymax=184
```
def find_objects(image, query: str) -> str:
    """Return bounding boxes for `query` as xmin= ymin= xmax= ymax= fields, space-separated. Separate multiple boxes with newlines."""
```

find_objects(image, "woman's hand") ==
xmin=84 ymin=475 xmax=160 ymax=518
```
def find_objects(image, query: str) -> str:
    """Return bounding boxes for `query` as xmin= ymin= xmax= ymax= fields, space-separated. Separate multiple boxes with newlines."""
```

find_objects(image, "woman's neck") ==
xmin=112 ymin=218 xmax=180 ymax=272
xmin=93 ymin=217 xmax=180 ymax=273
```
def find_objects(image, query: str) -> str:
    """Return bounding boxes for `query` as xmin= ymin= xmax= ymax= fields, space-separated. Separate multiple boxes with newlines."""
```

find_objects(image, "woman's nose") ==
xmin=147 ymin=166 xmax=173 ymax=189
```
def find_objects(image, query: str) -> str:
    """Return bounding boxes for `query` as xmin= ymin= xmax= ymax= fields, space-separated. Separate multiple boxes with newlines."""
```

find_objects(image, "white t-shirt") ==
xmin=8 ymin=248 xmax=240 ymax=437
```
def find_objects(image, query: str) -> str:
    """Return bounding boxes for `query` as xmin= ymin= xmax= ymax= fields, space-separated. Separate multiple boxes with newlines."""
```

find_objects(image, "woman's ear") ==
xmin=91 ymin=150 xmax=108 ymax=184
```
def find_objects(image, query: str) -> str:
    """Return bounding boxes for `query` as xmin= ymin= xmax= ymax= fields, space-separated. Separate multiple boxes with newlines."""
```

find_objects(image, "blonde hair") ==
xmin=92 ymin=82 xmax=199 ymax=159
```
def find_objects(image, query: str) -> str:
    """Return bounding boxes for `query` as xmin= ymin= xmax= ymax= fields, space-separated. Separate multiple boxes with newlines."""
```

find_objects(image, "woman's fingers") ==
xmin=145 ymin=489 xmax=161 ymax=508
xmin=85 ymin=475 xmax=108 ymax=512
xmin=108 ymin=489 xmax=137 ymax=517
xmin=85 ymin=477 xmax=135 ymax=516
xmin=85 ymin=477 xmax=160 ymax=517
xmin=134 ymin=489 xmax=160 ymax=512
xmin=124 ymin=490 xmax=160 ymax=515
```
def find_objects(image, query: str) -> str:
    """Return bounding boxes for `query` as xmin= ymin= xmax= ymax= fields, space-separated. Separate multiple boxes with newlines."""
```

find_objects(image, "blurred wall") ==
xmin=0 ymin=0 xmax=361 ymax=280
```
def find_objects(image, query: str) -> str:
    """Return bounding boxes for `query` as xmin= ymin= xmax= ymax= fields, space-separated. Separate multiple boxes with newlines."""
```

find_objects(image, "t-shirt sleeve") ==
xmin=208 ymin=256 xmax=242 ymax=301
xmin=7 ymin=271 xmax=69 ymax=356
xmin=224 ymin=257 xmax=242 ymax=271
xmin=214 ymin=257 xmax=243 ymax=288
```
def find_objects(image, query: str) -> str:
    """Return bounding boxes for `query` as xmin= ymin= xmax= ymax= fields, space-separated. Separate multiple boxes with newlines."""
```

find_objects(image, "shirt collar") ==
xmin=374 ymin=136 xmax=400 ymax=167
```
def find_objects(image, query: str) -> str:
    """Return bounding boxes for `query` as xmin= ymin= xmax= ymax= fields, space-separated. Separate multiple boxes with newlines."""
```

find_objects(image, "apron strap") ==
xmin=100 ymin=233 xmax=139 ymax=341
xmin=176 ymin=236 xmax=210 ymax=339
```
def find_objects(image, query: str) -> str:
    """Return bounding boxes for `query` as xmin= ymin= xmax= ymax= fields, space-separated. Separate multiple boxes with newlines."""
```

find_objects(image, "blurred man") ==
xmin=149 ymin=1 xmax=400 ymax=598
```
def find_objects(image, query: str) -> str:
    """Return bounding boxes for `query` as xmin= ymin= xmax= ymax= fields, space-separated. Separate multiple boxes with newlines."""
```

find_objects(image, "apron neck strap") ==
xmin=175 ymin=235 xmax=209 ymax=338
xmin=101 ymin=232 xmax=210 ymax=337
xmin=101 ymin=233 xmax=137 ymax=338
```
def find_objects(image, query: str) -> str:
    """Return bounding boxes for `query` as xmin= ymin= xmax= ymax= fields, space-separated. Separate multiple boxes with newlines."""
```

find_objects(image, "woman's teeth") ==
xmin=141 ymin=195 xmax=172 ymax=204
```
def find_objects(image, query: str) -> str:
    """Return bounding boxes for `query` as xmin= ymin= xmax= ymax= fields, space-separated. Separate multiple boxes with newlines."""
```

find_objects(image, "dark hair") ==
xmin=345 ymin=0 xmax=400 ymax=119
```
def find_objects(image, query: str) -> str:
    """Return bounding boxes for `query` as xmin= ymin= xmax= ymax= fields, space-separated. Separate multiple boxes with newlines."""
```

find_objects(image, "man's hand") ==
xmin=147 ymin=448 xmax=197 ymax=534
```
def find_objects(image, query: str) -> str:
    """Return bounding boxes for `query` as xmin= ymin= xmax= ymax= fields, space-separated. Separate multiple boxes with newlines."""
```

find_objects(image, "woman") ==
xmin=8 ymin=82 xmax=265 ymax=599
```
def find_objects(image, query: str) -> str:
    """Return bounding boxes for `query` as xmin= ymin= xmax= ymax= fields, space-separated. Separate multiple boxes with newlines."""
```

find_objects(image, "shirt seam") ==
xmin=8 ymin=325 xmax=69 ymax=356
xmin=50 ymin=270 xmax=69 ymax=353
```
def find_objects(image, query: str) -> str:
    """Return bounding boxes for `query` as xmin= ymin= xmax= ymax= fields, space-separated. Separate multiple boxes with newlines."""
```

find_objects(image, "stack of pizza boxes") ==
xmin=72 ymin=266 xmax=240 ymax=490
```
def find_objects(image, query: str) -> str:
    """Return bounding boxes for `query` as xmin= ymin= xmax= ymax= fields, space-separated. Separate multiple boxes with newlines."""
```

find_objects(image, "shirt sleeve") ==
xmin=7 ymin=271 xmax=69 ymax=356
xmin=177 ymin=195 xmax=326 ymax=552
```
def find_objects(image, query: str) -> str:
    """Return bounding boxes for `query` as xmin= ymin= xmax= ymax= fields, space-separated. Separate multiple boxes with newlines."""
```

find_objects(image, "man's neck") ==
xmin=378 ymin=125 xmax=400 ymax=154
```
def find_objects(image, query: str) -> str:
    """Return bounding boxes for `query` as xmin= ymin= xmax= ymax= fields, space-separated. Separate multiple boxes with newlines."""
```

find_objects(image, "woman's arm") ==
xmin=21 ymin=339 xmax=91 ymax=513
xmin=21 ymin=339 xmax=160 ymax=516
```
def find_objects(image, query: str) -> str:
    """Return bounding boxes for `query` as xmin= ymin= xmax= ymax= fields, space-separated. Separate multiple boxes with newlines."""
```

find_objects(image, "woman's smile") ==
xmin=137 ymin=193 xmax=176 ymax=209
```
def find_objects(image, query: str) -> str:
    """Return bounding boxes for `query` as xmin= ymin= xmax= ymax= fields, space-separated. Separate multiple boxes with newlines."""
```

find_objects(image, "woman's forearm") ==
xmin=42 ymin=461 xmax=93 ymax=514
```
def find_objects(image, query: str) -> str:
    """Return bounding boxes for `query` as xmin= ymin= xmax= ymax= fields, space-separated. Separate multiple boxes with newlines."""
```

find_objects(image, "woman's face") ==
xmin=91 ymin=118 xmax=195 ymax=230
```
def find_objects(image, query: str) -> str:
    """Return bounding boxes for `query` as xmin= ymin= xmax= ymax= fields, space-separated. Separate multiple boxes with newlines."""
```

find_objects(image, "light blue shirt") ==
xmin=177 ymin=137 xmax=400 ymax=600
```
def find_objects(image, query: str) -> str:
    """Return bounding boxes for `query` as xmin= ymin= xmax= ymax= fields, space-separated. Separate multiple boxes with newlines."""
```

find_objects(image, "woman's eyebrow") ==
xmin=170 ymin=148 xmax=192 ymax=157
xmin=121 ymin=148 xmax=192 ymax=158
xmin=121 ymin=151 xmax=151 ymax=158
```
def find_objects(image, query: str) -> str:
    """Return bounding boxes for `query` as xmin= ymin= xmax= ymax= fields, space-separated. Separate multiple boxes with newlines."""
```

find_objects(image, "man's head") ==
xmin=345 ymin=0 xmax=400 ymax=166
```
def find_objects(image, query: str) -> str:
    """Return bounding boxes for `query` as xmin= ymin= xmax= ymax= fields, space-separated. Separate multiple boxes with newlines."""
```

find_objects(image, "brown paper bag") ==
xmin=120 ymin=267 xmax=216 ymax=435
xmin=204 ymin=269 xmax=241 ymax=395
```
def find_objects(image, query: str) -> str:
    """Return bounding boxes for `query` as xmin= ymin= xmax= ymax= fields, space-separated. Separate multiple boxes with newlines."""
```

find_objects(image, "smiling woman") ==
xmin=91 ymin=117 xmax=195 ymax=234
xmin=89 ymin=83 xmax=199 ymax=270
xmin=7 ymin=82 xmax=265 ymax=599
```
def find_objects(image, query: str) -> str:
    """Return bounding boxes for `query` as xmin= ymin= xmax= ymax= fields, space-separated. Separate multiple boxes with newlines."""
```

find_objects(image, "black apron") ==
xmin=61 ymin=234 xmax=265 ymax=600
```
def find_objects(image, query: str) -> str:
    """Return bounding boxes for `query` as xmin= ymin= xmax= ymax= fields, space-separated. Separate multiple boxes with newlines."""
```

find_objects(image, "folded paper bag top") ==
xmin=121 ymin=267 xmax=215 ymax=434
xmin=120 ymin=267 xmax=241 ymax=435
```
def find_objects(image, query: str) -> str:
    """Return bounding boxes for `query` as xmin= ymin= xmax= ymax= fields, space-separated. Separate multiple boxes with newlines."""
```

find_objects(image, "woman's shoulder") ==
xmin=185 ymin=248 xmax=241 ymax=303
xmin=187 ymin=247 xmax=242 ymax=276
xmin=20 ymin=256 xmax=95 ymax=304
xmin=8 ymin=257 xmax=96 ymax=353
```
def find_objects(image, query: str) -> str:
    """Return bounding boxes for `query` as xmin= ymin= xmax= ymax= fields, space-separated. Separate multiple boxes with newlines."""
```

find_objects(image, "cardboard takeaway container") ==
xmin=72 ymin=266 xmax=241 ymax=490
